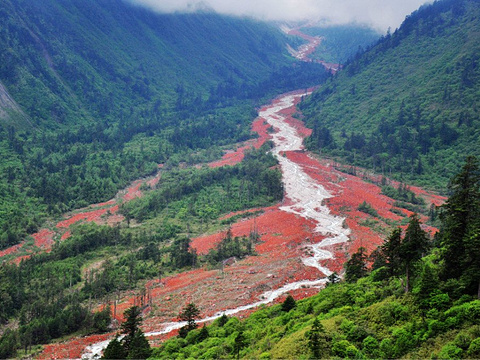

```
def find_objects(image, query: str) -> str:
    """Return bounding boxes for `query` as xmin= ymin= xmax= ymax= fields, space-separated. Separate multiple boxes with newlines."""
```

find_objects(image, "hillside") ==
xmin=149 ymin=155 xmax=480 ymax=360
xmin=300 ymin=0 xmax=480 ymax=190
xmin=0 ymin=0 xmax=329 ymax=249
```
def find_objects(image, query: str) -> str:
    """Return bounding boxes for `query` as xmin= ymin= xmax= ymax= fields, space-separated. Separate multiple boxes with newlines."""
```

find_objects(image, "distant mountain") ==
xmin=298 ymin=24 xmax=380 ymax=63
xmin=0 ymin=0 xmax=307 ymax=128
xmin=300 ymin=0 xmax=480 ymax=190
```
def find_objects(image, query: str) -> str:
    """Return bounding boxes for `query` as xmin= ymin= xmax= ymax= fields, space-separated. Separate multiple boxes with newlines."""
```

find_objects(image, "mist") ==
xmin=126 ymin=0 xmax=431 ymax=32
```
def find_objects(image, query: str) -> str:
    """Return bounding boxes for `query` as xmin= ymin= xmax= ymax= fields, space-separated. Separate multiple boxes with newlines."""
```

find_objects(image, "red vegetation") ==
xmin=38 ymin=333 xmax=112 ymax=360
xmin=26 ymin=88 xmax=447 ymax=358
xmin=31 ymin=229 xmax=56 ymax=249
xmin=123 ymin=181 xmax=143 ymax=201
xmin=209 ymin=118 xmax=272 ymax=168
xmin=60 ymin=230 xmax=71 ymax=241
xmin=0 ymin=243 xmax=22 ymax=258
xmin=56 ymin=208 xmax=111 ymax=229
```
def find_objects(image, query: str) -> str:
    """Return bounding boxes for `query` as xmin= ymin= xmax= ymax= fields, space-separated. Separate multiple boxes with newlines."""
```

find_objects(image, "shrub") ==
xmin=437 ymin=343 xmax=463 ymax=359
xmin=357 ymin=201 xmax=379 ymax=217
xmin=467 ymin=338 xmax=480 ymax=358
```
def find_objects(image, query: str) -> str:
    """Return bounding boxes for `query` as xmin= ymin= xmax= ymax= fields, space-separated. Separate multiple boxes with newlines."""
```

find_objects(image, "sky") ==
xmin=127 ymin=0 xmax=431 ymax=32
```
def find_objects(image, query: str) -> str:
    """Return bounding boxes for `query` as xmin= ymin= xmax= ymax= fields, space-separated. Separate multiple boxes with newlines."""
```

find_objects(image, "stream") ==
xmin=81 ymin=91 xmax=350 ymax=359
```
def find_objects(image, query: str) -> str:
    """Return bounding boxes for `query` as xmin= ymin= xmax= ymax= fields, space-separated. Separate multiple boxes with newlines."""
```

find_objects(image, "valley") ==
xmin=1 ymin=0 xmax=480 ymax=359
xmin=32 ymin=87 xmax=443 ymax=359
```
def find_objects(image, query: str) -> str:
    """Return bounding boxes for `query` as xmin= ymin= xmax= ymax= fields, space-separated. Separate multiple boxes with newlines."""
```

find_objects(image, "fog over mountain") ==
xmin=126 ymin=0 xmax=431 ymax=31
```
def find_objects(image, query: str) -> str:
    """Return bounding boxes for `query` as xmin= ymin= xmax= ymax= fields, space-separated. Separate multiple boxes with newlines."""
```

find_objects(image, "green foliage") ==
xmin=281 ymin=295 xmax=296 ymax=312
xmin=345 ymin=247 xmax=368 ymax=283
xmin=438 ymin=156 xmax=480 ymax=296
xmin=103 ymin=306 xmax=151 ymax=360
xmin=357 ymin=200 xmax=379 ymax=217
xmin=102 ymin=336 xmax=127 ymax=360
xmin=151 ymin=159 xmax=480 ymax=359
xmin=301 ymin=0 xmax=480 ymax=190
xmin=300 ymin=25 xmax=380 ymax=63
xmin=0 ymin=0 xmax=329 ymax=250
xmin=122 ymin=146 xmax=283 ymax=224
xmin=401 ymin=213 xmax=430 ymax=292
xmin=207 ymin=228 xmax=255 ymax=266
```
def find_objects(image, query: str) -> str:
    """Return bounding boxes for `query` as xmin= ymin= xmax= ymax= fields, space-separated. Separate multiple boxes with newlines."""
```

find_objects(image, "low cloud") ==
xmin=127 ymin=0 xmax=431 ymax=32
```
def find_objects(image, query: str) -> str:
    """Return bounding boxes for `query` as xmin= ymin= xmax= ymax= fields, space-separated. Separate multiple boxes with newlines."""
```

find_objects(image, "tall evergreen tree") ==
xmin=101 ymin=335 xmax=127 ymax=360
xmin=126 ymin=330 xmax=152 ymax=360
xmin=439 ymin=156 xmax=480 ymax=281
xmin=178 ymin=303 xmax=200 ymax=338
xmin=345 ymin=247 xmax=368 ymax=283
xmin=382 ymin=227 xmax=403 ymax=277
xmin=306 ymin=318 xmax=328 ymax=359
xmin=121 ymin=306 xmax=143 ymax=353
xmin=401 ymin=213 xmax=430 ymax=292
xmin=102 ymin=306 xmax=151 ymax=359
xmin=233 ymin=331 xmax=246 ymax=360
xmin=462 ymin=222 xmax=480 ymax=298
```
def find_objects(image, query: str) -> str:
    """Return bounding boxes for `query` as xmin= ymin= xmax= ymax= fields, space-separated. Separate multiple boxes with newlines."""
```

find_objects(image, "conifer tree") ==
xmin=345 ymin=247 xmax=368 ymax=283
xmin=306 ymin=318 xmax=328 ymax=359
xmin=439 ymin=156 xmax=480 ymax=296
xmin=382 ymin=227 xmax=402 ymax=277
xmin=179 ymin=303 xmax=200 ymax=338
xmin=439 ymin=156 xmax=479 ymax=274
xmin=233 ymin=331 xmax=246 ymax=360
xmin=281 ymin=294 xmax=296 ymax=312
xmin=102 ymin=335 xmax=126 ymax=360
xmin=401 ymin=213 xmax=429 ymax=292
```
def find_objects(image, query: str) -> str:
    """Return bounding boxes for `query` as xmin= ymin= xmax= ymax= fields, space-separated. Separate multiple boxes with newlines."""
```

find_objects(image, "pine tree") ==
xmin=102 ymin=306 xmax=151 ymax=359
xmin=197 ymin=324 xmax=209 ymax=342
xmin=439 ymin=156 xmax=480 ymax=280
xmin=382 ymin=228 xmax=402 ymax=277
xmin=121 ymin=306 xmax=143 ymax=353
xmin=401 ymin=213 xmax=430 ymax=292
xmin=345 ymin=247 xmax=368 ymax=283
xmin=462 ymin=223 xmax=480 ymax=298
xmin=281 ymin=294 xmax=296 ymax=312
xmin=306 ymin=318 xmax=328 ymax=359
xmin=101 ymin=335 xmax=127 ymax=360
xmin=179 ymin=303 xmax=200 ymax=338
xmin=126 ymin=330 xmax=152 ymax=360
xmin=233 ymin=331 xmax=246 ymax=360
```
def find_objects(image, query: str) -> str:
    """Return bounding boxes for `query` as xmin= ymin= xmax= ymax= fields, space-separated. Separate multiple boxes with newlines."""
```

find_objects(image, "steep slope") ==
xmin=0 ymin=0 xmax=297 ymax=128
xmin=300 ymin=0 xmax=480 ymax=190
xmin=0 ymin=0 xmax=329 ymax=249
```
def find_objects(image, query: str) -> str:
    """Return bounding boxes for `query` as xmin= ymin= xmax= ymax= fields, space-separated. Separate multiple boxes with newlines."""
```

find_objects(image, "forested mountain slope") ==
xmin=0 ymin=0 xmax=328 ymax=249
xmin=300 ymin=0 xmax=480 ymax=190
xmin=0 ymin=0 xmax=299 ymax=127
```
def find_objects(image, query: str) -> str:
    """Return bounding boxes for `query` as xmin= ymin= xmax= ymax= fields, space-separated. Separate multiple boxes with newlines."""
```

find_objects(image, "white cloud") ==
xmin=126 ymin=0 xmax=431 ymax=32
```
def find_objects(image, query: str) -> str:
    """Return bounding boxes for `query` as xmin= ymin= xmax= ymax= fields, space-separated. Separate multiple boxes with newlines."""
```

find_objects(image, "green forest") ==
xmin=0 ymin=146 xmax=284 ymax=358
xmin=0 ymin=0 xmax=329 ymax=250
xmin=300 ymin=0 xmax=480 ymax=191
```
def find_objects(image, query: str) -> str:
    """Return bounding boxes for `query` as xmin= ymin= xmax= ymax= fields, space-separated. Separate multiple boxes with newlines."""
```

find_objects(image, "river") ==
xmin=81 ymin=90 xmax=350 ymax=359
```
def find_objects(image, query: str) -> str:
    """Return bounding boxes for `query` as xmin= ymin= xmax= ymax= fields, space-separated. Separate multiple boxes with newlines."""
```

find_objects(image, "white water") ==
xmin=81 ymin=92 xmax=350 ymax=359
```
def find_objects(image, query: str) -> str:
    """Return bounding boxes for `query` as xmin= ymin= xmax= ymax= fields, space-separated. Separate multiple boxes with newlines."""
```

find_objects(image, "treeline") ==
xmin=122 ymin=145 xmax=283 ymax=223
xmin=151 ymin=156 xmax=480 ymax=360
xmin=206 ymin=227 xmax=258 ymax=266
